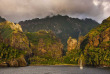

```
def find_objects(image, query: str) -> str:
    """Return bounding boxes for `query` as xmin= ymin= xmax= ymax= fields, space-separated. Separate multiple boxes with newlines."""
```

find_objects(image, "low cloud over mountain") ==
xmin=0 ymin=0 xmax=110 ymax=23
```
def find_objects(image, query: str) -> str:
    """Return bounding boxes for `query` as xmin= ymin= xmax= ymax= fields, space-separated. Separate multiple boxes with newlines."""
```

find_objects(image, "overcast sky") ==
xmin=0 ymin=0 xmax=110 ymax=23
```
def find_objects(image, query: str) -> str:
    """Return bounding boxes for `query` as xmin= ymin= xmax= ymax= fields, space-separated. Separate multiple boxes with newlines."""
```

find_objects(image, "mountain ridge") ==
xmin=19 ymin=15 xmax=99 ymax=47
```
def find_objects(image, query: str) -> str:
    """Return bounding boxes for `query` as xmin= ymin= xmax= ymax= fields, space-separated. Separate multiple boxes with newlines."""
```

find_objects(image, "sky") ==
xmin=0 ymin=0 xmax=110 ymax=23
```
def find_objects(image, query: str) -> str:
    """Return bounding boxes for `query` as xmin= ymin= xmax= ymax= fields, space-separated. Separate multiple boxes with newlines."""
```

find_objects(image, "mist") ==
xmin=0 ymin=0 xmax=110 ymax=23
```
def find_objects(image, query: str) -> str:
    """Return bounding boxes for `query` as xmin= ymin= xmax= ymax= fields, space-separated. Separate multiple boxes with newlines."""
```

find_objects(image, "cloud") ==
xmin=0 ymin=0 xmax=110 ymax=23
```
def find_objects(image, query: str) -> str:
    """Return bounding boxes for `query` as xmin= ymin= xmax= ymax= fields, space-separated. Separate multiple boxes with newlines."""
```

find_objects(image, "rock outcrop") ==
xmin=5 ymin=21 xmax=23 ymax=32
xmin=67 ymin=37 xmax=77 ymax=51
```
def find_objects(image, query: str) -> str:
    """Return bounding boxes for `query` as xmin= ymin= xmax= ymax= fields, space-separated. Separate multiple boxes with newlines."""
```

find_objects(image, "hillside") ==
xmin=0 ymin=16 xmax=109 ymax=66
xmin=63 ymin=17 xmax=110 ymax=66
xmin=80 ymin=17 xmax=110 ymax=66
xmin=25 ymin=30 xmax=63 ymax=64
xmin=19 ymin=15 xmax=99 ymax=47
xmin=81 ymin=17 xmax=110 ymax=50
xmin=0 ymin=21 xmax=64 ymax=66
xmin=0 ymin=21 xmax=31 ymax=67
xmin=0 ymin=21 xmax=31 ymax=53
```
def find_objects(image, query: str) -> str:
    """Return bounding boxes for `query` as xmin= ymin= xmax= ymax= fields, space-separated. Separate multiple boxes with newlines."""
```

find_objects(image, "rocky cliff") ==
xmin=0 ymin=20 xmax=64 ymax=66
xmin=67 ymin=37 xmax=77 ymax=51
xmin=0 ymin=21 xmax=32 ymax=67
xmin=0 ymin=21 xmax=31 ymax=53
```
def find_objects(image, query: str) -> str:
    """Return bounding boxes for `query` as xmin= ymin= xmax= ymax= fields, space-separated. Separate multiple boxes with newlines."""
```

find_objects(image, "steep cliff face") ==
xmin=80 ymin=17 xmax=110 ymax=66
xmin=80 ymin=17 xmax=110 ymax=50
xmin=0 ymin=21 xmax=64 ymax=65
xmin=0 ymin=21 xmax=31 ymax=54
xmin=0 ymin=21 xmax=32 ymax=67
xmin=67 ymin=37 xmax=77 ymax=51
xmin=25 ymin=30 xmax=63 ymax=60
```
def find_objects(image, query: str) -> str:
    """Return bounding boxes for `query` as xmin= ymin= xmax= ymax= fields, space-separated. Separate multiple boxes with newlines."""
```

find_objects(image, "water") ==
xmin=0 ymin=66 xmax=110 ymax=74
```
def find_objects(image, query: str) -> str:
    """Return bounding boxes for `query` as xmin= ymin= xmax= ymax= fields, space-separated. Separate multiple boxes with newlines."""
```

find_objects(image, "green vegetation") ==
xmin=63 ymin=49 xmax=82 ymax=64
xmin=79 ymin=17 xmax=110 ymax=66
xmin=0 ymin=22 xmax=13 ymax=39
xmin=0 ymin=21 xmax=30 ymax=66
xmin=25 ymin=30 xmax=63 ymax=65
xmin=84 ymin=47 xmax=110 ymax=66
xmin=63 ymin=47 xmax=110 ymax=66
xmin=25 ymin=30 xmax=57 ymax=45
xmin=29 ymin=56 xmax=63 ymax=65
xmin=0 ymin=43 xmax=24 ymax=63
xmin=61 ymin=17 xmax=110 ymax=67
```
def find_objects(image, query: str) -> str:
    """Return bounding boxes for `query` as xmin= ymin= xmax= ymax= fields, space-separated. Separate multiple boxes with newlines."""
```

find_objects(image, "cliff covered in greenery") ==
xmin=0 ymin=21 xmax=31 ymax=66
xmin=80 ymin=17 xmax=110 ymax=66
xmin=0 ymin=21 xmax=64 ymax=66
xmin=0 ymin=21 xmax=31 ymax=53
xmin=25 ymin=30 xmax=63 ymax=65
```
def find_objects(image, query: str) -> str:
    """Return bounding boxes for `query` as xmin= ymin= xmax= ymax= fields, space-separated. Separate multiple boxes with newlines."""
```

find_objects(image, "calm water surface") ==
xmin=0 ymin=66 xmax=110 ymax=74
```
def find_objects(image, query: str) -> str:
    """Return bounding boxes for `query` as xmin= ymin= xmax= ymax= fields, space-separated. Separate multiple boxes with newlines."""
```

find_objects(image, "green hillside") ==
xmin=0 ymin=21 xmax=64 ymax=66
xmin=0 ymin=21 xmax=31 ymax=67
xmin=80 ymin=17 xmax=110 ymax=66
xmin=25 ymin=30 xmax=63 ymax=65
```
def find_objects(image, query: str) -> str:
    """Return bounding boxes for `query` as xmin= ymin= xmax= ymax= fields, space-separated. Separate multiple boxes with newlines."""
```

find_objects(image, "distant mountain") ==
xmin=0 ymin=16 xmax=6 ymax=22
xmin=19 ymin=15 xmax=99 ymax=46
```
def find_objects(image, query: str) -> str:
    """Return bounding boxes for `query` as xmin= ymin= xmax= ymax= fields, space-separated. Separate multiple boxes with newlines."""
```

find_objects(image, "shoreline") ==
xmin=0 ymin=63 xmax=110 ymax=69
xmin=29 ymin=64 xmax=79 ymax=66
